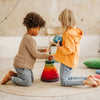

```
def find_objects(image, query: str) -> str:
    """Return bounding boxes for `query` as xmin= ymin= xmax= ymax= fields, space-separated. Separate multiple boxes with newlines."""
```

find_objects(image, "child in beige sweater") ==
xmin=1 ymin=12 xmax=53 ymax=86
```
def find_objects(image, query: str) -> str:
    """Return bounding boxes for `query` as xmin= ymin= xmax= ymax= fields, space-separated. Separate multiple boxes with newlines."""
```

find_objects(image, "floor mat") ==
xmin=0 ymin=63 xmax=99 ymax=97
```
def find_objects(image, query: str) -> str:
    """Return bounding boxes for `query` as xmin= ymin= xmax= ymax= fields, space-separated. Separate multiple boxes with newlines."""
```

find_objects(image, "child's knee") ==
xmin=60 ymin=81 xmax=71 ymax=87
xmin=61 ymin=82 xmax=65 ymax=86
xmin=60 ymin=79 xmax=70 ymax=86
xmin=60 ymin=79 xmax=66 ymax=86
xmin=24 ymin=79 xmax=32 ymax=86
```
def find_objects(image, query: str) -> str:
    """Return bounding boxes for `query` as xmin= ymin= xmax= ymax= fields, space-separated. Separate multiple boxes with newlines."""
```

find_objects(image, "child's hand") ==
xmin=48 ymin=55 xmax=54 ymax=61
xmin=44 ymin=49 xmax=47 ymax=53
xmin=55 ymin=40 xmax=60 ymax=49
xmin=44 ymin=48 xmax=50 ymax=53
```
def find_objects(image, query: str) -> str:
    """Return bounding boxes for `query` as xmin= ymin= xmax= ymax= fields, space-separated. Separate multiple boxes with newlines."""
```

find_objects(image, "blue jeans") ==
xmin=60 ymin=64 xmax=87 ymax=86
xmin=11 ymin=67 xmax=34 ymax=87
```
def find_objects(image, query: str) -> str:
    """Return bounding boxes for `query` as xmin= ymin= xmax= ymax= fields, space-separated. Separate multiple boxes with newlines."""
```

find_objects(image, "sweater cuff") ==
xmin=37 ymin=53 xmax=50 ymax=59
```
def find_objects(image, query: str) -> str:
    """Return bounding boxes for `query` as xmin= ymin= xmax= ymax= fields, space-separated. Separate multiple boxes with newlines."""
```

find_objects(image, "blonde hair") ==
xmin=58 ymin=8 xmax=76 ymax=29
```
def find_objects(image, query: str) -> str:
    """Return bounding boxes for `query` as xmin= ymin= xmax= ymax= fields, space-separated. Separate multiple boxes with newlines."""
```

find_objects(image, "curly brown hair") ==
xmin=23 ymin=12 xmax=46 ymax=29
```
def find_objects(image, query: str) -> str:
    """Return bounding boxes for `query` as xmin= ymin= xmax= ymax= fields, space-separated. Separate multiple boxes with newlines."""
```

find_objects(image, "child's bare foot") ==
xmin=87 ymin=75 xmax=100 ymax=86
xmin=83 ymin=78 xmax=98 ymax=87
xmin=1 ymin=70 xmax=17 ymax=85
xmin=87 ymin=75 xmax=93 ymax=79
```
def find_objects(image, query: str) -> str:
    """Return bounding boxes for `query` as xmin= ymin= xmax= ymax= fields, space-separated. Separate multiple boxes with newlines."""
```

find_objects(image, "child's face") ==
xmin=31 ymin=27 xmax=40 ymax=36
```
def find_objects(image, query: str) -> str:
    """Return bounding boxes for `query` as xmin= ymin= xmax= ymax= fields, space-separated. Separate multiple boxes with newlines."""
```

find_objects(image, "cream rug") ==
xmin=0 ymin=62 xmax=99 ymax=97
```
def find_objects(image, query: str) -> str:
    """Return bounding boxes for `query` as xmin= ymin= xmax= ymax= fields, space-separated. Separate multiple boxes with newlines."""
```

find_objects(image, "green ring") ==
xmin=45 ymin=60 xmax=55 ymax=64
xmin=45 ymin=64 xmax=54 ymax=66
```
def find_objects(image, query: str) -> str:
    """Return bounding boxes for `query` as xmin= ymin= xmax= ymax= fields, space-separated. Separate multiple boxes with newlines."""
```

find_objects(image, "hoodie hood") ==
xmin=68 ymin=27 xmax=83 ymax=44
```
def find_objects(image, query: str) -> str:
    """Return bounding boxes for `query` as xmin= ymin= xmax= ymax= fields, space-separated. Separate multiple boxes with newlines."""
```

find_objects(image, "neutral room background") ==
xmin=0 ymin=0 xmax=100 ymax=36
xmin=0 ymin=0 xmax=100 ymax=58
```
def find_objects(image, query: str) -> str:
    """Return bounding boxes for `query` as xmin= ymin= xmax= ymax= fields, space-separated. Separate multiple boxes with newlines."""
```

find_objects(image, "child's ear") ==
xmin=30 ymin=28 xmax=34 ymax=31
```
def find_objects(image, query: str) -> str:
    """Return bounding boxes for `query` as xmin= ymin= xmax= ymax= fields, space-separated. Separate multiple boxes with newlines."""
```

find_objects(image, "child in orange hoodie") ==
xmin=54 ymin=8 xmax=100 ymax=87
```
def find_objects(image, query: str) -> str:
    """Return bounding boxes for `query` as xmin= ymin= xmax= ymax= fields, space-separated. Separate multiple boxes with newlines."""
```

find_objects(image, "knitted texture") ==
xmin=41 ymin=60 xmax=59 ymax=82
xmin=13 ymin=34 xmax=50 ymax=69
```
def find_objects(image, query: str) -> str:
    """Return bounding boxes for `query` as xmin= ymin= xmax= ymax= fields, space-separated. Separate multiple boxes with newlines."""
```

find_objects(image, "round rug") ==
xmin=0 ymin=63 xmax=99 ymax=97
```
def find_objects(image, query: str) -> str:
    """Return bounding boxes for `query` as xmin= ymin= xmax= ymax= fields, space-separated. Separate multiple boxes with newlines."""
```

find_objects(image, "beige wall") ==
xmin=0 ymin=0 xmax=100 ymax=36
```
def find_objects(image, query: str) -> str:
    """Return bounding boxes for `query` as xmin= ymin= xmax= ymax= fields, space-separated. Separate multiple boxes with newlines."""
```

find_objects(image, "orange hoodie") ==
xmin=54 ymin=27 xmax=83 ymax=68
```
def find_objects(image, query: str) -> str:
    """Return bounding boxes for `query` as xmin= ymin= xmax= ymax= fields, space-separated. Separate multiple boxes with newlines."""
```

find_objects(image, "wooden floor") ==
xmin=0 ymin=57 xmax=100 ymax=100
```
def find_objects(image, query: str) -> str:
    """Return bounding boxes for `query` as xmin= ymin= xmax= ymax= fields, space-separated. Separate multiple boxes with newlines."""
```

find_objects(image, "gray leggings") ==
xmin=60 ymin=64 xmax=87 ymax=86
xmin=11 ymin=67 xmax=34 ymax=87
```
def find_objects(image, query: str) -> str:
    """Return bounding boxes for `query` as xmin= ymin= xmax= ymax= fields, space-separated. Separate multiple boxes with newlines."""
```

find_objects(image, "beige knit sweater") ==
xmin=13 ymin=34 xmax=50 ymax=69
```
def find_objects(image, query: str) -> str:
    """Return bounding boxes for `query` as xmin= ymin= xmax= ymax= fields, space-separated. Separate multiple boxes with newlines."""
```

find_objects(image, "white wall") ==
xmin=0 ymin=35 xmax=99 ymax=59
xmin=80 ymin=35 xmax=99 ymax=57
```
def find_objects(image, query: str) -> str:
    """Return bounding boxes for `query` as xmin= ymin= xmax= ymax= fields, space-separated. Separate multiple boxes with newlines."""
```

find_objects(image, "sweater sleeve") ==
xmin=58 ymin=34 xmax=75 ymax=55
xmin=26 ymin=38 xmax=50 ymax=59
xmin=37 ymin=48 xmax=45 ymax=52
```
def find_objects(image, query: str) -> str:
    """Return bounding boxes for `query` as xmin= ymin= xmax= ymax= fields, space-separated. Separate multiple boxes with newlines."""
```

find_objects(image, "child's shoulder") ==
xmin=66 ymin=27 xmax=83 ymax=36
xmin=24 ymin=34 xmax=33 ymax=39
xmin=75 ymin=27 xmax=83 ymax=35
xmin=23 ymin=34 xmax=36 ymax=42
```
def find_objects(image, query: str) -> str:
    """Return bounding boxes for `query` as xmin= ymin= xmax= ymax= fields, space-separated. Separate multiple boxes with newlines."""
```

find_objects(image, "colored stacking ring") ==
xmin=45 ymin=60 xmax=55 ymax=64
xmin=41 ymin=60 xmax=59 ymax=82
xmin=45 ymin=64 xmax=54 ymax=66
xmin=41 ymin=78 xmax=59 ymax=82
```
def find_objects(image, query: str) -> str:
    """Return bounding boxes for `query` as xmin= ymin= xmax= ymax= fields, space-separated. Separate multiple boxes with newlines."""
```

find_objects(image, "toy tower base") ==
xmin=41 ymin=60 xmax=59 ymax=82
